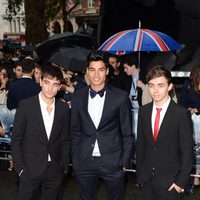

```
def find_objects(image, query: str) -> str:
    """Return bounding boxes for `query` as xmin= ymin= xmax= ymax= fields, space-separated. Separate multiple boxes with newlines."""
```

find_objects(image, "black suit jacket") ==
xmin=136 ymin=100 xmax=193 ymax=189
xmin=7 ymin=78 xmax=41 ymax=110
xmin=11 ymin=95 xmax=71 ymax=178
xmin=71 ymin=85 xmax=133 ymax=172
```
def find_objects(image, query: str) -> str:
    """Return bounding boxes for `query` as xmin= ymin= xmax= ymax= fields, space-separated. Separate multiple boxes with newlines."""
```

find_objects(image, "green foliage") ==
xmin=47 ymin=0 xmax=61 ymax=20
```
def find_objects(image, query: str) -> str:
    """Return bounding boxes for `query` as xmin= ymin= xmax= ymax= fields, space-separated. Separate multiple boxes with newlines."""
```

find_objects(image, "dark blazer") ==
xmin=136 ymin=100 xmax=193 ymax=189
xmin=71 ymin=85 xmax=133 ymax=172
xmin=11 ymin=95 xmax=71 ymax=178
xmin=180 ymin=79 xmax=200 ymax=115
xmin=7 ymin=77 xmax=41 ymax=110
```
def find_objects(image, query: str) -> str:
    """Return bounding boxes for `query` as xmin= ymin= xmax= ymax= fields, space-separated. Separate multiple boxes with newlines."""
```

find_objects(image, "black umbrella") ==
xmin=35 ymin=32 xmax=93 ymax=62
xmin=49 ymin=47 xmax=90 ymax=72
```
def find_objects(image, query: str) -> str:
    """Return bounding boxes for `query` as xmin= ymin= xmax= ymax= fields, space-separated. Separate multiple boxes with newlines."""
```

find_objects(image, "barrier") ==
xmin=0 ymin=105 xmax=15 ymax=161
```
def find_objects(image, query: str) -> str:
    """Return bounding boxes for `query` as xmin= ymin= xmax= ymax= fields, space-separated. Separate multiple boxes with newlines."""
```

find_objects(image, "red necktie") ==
xmin=153 ymin=108 xmax=162 ymax=142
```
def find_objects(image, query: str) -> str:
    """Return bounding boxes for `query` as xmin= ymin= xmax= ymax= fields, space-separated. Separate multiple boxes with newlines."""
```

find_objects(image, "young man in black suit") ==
xmin=7 ymin=58 xmax=41 ymax=110
xmin=11 ymin=64 xmax=71 ymax=200
xmin=136 ymin=65 xmax=193 ymax=200
xmin=71 ymin=50 xmax=133 ymax=200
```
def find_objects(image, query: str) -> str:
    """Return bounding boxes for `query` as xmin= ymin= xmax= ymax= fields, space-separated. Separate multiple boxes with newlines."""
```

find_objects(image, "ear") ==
xmin=39 ymin=78 xmax=43 ymax=87
xmin=106 ymin=68 xmax=109 ymax=75
xmin=86 ymin=68 xmax=89 ymax=75
xmin=168 ymin=83 xmax=173 ymax=91
xmin=58 ymin=84 xmax=62 ymax=91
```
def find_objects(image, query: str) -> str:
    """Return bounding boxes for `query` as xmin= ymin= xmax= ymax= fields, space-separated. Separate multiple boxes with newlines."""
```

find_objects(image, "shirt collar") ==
xmin=153 ymin=96 xmax=171 ymax=111
xmin=39 ymin=92 xmax=55 ymax=108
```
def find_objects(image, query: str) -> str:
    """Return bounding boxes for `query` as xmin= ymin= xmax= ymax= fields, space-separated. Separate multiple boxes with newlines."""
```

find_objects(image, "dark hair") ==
xmin=87 ymin=50 xmax=109 ymax=68
xmin=108 ymin=54 xmax=120 ymax=63
xmin=21 ymin=58 xmax=35 ymax=74
xmin=41 ymin=63 xmax=63 ymax=83
xmin=122 ymin=54 xmax=138 ymax=68
xmin=189 ymin=64 xmax=200 ymax=93
xmin=146 ymin=65 xmax=172 ymax=85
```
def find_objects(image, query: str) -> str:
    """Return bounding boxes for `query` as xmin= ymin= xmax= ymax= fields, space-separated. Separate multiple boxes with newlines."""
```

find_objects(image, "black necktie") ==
xmin=90 ymin=88 xmax=105 ymax=98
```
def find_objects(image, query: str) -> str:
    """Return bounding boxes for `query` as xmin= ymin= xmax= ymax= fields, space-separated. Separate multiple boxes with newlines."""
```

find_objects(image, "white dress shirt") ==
xmin=88 ymin=90 xmax=106 ymax=157
xmin=151 ymin=97 xmax=171 ymax=135
xmin=39 ymin=92 xmax=55 ymax=161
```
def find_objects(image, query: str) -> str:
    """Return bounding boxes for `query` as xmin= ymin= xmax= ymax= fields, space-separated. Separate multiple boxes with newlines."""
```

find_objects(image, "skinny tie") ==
xmin=153 ymin=108 xmax=162 ymax=142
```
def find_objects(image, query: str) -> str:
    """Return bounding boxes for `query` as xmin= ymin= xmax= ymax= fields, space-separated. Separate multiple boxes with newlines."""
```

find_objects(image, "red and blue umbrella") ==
xmin=98 ymin=28 xmax=182 ymax=55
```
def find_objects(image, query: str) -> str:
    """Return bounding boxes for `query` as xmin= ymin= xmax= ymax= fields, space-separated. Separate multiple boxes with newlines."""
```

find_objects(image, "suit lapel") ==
xmin=145 ymin=103 xmax=154 ymax=144
xmin=34 ymin=96 xmax=49 ymax=143
xmin=156 ymin=100 xmax=174 ymax=143
xmin=49 ymin=99 xmax=59 ymax=142
xmin=97 ymin=87 xmax=113 ymax=130
xmin=81 ymin=87 xmax=97 ymax=130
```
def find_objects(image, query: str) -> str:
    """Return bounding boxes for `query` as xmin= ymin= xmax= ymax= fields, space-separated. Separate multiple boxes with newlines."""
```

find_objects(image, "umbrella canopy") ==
xmin=98 ymin=28 xmax=182 ymax=54
xmin=35 ymin=32 xmax=93 ymax=61
xmin=49 ymin=47 xmax=90 ymax=72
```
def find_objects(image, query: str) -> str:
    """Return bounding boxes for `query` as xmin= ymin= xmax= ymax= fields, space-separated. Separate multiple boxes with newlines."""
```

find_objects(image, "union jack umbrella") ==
xmin=98 ymin=28 xmax=182 ymax=55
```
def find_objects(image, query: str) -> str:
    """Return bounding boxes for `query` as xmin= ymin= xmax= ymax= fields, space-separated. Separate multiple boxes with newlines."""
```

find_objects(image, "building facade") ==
xmin=0 ymin=0 xmax=25 ymax=39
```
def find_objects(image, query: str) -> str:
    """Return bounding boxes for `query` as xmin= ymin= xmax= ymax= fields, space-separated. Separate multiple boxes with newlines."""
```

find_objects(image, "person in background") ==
xmin=179 ymin=64 xmax=200 ymax=189
xmin=10 ymin=61 xmax=23 ymax=83
xmin=108 ymin=54 xmax=129 ymax=91
xmin=136 ymin=65 xmax=193 ymax=200
xmin=7 ymin=57 xmax=41 ymax=110
xmin=71 ymin=50 xmax=133 ymax=200
xmin=11 ymin=64 xmax=71 ymax=200
xmin=123 ymin=54 xmax=145 ymax=147
xmin=0 ymin=66 xmax=13 ymax=171
xmin=33 ymin=64 xmax=42 ymax=84
xmin=0 ymin=66 xmax=9 ymax=93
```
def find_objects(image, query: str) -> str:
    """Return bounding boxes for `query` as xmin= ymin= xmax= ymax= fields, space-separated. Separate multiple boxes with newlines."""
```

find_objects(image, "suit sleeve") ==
xmin=7 ymin=87 xmax=16 ymax=110
xmin=11 ymin=101 xmax=26 ymax=174
xmin=175 ymin=110 xmax=194 ymax=188
xmin=61 ymin=105 xmax=71 ymax=173
xmin=136 ymin=107 xmax=145 ymax=180
xmin=120 ymin=94 xmax=134 ymax=167
xmin=70 ymin=94 xmax=82 ymax=161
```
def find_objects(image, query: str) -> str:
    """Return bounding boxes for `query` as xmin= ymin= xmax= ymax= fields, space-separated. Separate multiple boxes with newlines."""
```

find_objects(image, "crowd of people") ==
xmin=0 ymin=48 xmax=199 ymax=200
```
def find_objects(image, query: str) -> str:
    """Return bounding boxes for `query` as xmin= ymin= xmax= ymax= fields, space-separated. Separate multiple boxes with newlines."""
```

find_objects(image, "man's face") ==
xmin=87 ymin=61 xmax=108 ymax=90
xmin=40 ymin=77 xmax=61 ymax=100
xmin=34 ymin=67 xmax=42 ymax=83
xmin=14 ymin=66 xmax=23 ymax=79
xmin=124 ymin=63 xmax=137 ymax=76
xmin=109 ymin=57 xmax=119 ymax=70
xmin=148 ymin=76 xmax=172 ymax=106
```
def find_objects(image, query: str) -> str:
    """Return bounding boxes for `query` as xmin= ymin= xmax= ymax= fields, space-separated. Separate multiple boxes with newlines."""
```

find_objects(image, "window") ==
xmin=88 ymin=0 xmax=95 ymax=8
xmin=78 ymin=0 xmax=82 ymax=9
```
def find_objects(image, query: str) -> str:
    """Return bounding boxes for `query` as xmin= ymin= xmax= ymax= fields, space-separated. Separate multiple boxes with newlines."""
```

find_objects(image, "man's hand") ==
xmin=0 ymin=126 xmax=5 ymax=136
xmin=137 ymin=80 xmax=145 ymax=90
xmin=168 ymin=183 xmax=184 ymax=193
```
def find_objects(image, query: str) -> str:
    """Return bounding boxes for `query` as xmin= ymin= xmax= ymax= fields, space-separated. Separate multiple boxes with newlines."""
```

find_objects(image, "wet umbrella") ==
xmin=49 ymin=46 xmax=90 ymax=72
xmin=98 ymin=28 xmax=182 ymax=55
xmin=20 ymin=45 xmax=35 ymax=57
xmin=35 ymin=32 xmax=93 ymax=62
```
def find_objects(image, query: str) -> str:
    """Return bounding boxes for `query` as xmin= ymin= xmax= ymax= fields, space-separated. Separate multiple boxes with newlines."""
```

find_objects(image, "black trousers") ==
xmin=19 ymin=162 xmax=64 ymax=200
xmin=75 ymin=157 xmax=125 ymax=200
xmin=142 ymin=175 xmax=181 ymax=200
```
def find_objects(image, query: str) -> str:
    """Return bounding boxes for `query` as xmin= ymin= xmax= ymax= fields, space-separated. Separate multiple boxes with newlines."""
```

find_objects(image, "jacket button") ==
xmin=91 ymin=144 xmax=94 ymax=147
xmin=154 ymin=147 xmax=157 ymax=150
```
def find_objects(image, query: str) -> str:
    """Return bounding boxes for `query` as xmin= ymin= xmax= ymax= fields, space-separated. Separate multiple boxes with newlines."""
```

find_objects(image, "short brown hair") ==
xmin=146 ymin=65 xmax=172 ymax=85
xmin=189 ymin=64 xmax=200 ymax=93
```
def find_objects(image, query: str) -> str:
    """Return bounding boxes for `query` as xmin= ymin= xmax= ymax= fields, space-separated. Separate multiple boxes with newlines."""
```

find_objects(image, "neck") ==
xmin=90 ymin=84 xmax=105 ymax=92
xmin=41 ymin=93 xmax=54 ymax=105
xmin=155 ymin=95 xmax=170 ymax=107
xmin=22 ymin=73 xmax=32 ymax=78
